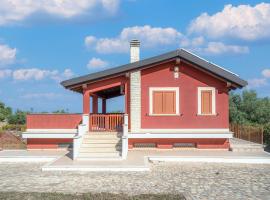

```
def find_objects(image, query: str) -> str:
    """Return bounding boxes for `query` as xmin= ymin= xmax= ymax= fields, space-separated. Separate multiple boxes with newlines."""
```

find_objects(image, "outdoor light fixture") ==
xmin=174 ymin=66 xmax=179 ymax=79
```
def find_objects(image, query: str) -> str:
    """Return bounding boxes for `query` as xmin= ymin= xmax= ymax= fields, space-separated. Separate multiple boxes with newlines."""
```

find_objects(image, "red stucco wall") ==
xmin=128 ymin=138 xmax=230 ymax=149
xmin=26 ymin=114 xmax=82 ymax=129
xmin=141 ymin=61 xmax=229 ymax=129
xmin=27 ymin=138 xmax=72 ymax=149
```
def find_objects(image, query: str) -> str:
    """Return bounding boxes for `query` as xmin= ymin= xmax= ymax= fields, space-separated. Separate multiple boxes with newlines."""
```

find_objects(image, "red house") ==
xmin=23 ymin=40 xmax=247 ymax=160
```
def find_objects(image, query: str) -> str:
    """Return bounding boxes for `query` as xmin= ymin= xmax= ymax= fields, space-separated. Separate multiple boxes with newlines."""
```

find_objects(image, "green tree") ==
xmin=229 ymin=90 xmax=270 ymax=145
xmin=0 ymin=101 xmax=12 ymax=122
xmin=52 ymin=109 xmax=69 ymax=113
xmin=7 ymin=110 xmax=27 ymax=125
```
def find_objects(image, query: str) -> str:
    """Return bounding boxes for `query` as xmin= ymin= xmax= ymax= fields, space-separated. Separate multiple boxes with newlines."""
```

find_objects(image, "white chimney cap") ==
xmin=130 ymin=39 xmax=140 ymax=63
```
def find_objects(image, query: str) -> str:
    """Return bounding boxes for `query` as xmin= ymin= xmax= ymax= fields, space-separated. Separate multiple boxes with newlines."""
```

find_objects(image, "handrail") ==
xmin=89 ymin=114 xmax=124 ymax=132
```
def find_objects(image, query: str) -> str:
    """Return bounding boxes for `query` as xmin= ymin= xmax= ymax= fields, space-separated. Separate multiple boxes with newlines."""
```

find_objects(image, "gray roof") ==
xmin=61 ymin=49 xmax=247 ymax=90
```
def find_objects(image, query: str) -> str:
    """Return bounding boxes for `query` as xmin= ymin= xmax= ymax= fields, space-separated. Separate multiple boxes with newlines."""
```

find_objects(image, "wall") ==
xmin=27 ymin=138 xmax=72 ymax=149
xmin=141 ymin=61 xmax=229 ymax=129
xmin=27 ymin=114 xmax=82 ymax=129
xmin=128 ymin=138 xmax=230 ymax=149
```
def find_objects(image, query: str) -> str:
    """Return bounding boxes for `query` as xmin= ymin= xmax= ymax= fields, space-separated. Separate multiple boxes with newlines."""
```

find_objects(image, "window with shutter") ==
xmin=198 ymin=87 xmax=216 ymax=115
xmin=201 ymin=91 xmax=212 ymax=114
xmin=151 ymin=88 xmax=178 ymax=115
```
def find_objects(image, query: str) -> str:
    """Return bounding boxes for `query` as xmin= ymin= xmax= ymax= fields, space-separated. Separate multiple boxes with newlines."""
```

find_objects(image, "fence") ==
xmin=230 ymin=123 xmax=264 ymax=144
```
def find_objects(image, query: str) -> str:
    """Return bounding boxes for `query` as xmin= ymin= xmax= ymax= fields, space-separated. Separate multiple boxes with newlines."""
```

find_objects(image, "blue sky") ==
xmin=0 ymin=0 xmax=270 ymax=113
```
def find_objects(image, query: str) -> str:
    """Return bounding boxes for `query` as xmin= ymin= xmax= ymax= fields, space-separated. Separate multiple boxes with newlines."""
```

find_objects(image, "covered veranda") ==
xmin=81 ymin=76 xmax=129 ymax=132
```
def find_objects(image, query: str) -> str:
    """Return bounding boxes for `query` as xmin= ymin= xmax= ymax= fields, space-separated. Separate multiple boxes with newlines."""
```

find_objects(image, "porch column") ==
xmin=83 ymin=90 xmax=90 ymax=114
xmin=83 ymin=90 xmax=90 ymax=131
xmin=102 ymin=98 xmax=106 ymax=114
xmin=125 ymin=81 xmax=129 ymax=114
xmin=92 ymin=95 xmax=98 ymax=113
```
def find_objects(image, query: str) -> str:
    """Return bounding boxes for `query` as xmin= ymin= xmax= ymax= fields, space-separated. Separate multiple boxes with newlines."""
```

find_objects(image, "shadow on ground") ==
xmin=264 ymin=145 xmax=270 ymax=153
xmin=0 ymin=192 xmax=185 ymax=200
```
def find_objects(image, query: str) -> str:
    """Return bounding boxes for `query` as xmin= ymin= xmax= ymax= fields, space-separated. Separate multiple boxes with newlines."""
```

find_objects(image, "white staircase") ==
xmin=77 ymin=132 xmax=122 ymax=160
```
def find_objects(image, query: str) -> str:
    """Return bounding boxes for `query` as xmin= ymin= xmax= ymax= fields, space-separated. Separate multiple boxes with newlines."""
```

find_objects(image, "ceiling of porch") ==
xmin=94 ymin=85 xmax=123 ymax=99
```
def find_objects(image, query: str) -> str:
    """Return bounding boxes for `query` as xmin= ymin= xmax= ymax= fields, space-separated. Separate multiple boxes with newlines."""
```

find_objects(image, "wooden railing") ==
xmin=230 ymin=123 xmax=264 ymax=144
xmin=89 ymin=114 xmax=124 ymax=132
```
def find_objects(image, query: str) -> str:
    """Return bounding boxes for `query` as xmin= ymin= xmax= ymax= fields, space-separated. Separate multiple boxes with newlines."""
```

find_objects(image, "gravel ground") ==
xmin=0 ymin=162 xmax=270 ymax=200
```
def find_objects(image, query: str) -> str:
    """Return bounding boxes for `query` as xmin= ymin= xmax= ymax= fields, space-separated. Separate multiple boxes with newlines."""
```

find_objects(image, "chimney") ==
xmin=130 ymin=39 xmax=140 ymax=63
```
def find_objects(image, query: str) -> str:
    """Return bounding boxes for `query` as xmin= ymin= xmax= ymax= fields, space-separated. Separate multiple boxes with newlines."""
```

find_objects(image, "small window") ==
xmin=201 ymin=90 xmax=212 ymax=114
xmin=198 ymin=87 xmax=216 ymax=115
xmin=149 ymin=87 xmax=179 ymax=115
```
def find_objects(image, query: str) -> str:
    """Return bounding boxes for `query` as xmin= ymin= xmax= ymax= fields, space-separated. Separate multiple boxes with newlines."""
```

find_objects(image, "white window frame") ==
xmin=149 ymin=87 xmax=179 ymax=116
xmin=197 ymin=87 xmax=216 ymax=115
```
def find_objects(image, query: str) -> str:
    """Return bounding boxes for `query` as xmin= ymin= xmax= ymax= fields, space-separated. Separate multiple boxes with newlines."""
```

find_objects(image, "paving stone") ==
xmin=0 ymin=162 xmax=270 ymax=199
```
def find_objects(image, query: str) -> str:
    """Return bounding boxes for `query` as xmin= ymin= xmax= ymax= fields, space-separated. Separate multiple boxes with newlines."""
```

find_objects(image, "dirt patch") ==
xmin=0 ymin=131 xmax=26 ymax=149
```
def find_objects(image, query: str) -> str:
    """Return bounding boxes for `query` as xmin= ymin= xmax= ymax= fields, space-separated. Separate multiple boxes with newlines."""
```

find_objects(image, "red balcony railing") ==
xmin=89 ymin=114 xmax=124 ymax=132
xmin=26 ymin=114 xmax=82 ymax=129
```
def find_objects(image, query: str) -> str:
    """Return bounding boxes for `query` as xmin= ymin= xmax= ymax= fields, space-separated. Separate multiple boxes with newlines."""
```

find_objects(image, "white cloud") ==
xmin=62 ymin=69 xmax=74 ymax=79
xmin=13 ymin=68 xmax=57 ymax=81
xmin=84 ymin=36 xmax=97 ymax=47
xmin=87 ymin=57 xmax=108 ymax=69
xmin=199 ymin=42 xmax=249 ymax=55
xmin=0 ymin=69 xmax=12 ymax=79
xmin=21 ymin=92 xmax=61 ymax=99
xmin=0 ymin=0 xmax=120 ymax=25
xmin=0 ymin=44 xmax=17 ymax=66
xmin=12 ymin=68 xmax=74 ymax=81
xmin=262 ymin=69 xmax=270 ymax=78
xmin=85 ymin=25 xmax=248 ymax=56
xmin=248 ymin=78 xmax=267 ymax=88
xmin=181 ymin=36 xmax=249 ymax=55
xmin=85 ymin=25 xmax=182 ymax=53
xmin=247 ymin=68 xmax=270 ymax=88
xmin=188 ymin=3 xmax=270 ymax=41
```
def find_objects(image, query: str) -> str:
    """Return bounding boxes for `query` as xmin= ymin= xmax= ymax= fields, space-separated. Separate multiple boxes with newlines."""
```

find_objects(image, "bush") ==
xmin=263 ymin=123 xmax=270 ymax=146
xmin=0 ymin=101 xmax=12 ymax=122
xmin=1 ymin=124 xmax=26 ymax=132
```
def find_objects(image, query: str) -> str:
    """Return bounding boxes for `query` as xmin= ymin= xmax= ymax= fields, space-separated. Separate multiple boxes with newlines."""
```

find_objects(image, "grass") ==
xmin=0 ymin=192 xmax=186 ymax=200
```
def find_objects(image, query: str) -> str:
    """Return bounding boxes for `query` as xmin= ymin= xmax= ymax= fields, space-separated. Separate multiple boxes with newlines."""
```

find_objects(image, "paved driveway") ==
xmin=0 ymin=162 xmax=270 ymax=200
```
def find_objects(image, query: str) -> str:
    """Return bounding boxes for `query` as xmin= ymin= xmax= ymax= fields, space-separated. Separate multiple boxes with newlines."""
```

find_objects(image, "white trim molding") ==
xmin=22 ymin=133 xmax=76 ymax=139
xmin=197 ymin=87 xmax=216 ymax=115
xmin=26 ymin=129 xmax=77 ymax=133
xmin=138 ymin=128 xmax=229 ymax=133
xmin=149 ymin=87 xmax=179 ymax=116
xmin=128 ymin=133 xmax=233 ymax=139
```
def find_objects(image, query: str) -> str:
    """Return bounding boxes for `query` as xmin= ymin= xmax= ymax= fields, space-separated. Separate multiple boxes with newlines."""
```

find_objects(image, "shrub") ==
xmin=1 ymin=124 xmax=26 ymax=132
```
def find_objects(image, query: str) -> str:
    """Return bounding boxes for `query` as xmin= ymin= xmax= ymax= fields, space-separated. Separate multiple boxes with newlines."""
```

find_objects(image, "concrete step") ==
xmin=231 ymin=149 xmax=264 ymax=153
xmin=81 ymin=143 xmax=121 ymax=148
xmin=78 ymin=152 xmax=120 ymax=157
xmin=82 ymin=139 xmax=121 ymax=144
xmin=84 ymin=134 xmax=119 ymax=139
xmin=231 ymin=144 xmax=263 ymax=148
xmin=230 ymin=148 xmax=264 ymax=152
xmin=80 ymin=147 xmax=121 ymax=153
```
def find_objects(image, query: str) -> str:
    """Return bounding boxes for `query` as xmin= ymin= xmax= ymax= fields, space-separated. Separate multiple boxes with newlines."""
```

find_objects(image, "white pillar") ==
xmin=122 ymin=114 xmax=129 ymax=159
xmin=82 ymin=114 xmax=89 ymax=132
xmin=130 ymin=71 xmax=141 ymax=132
